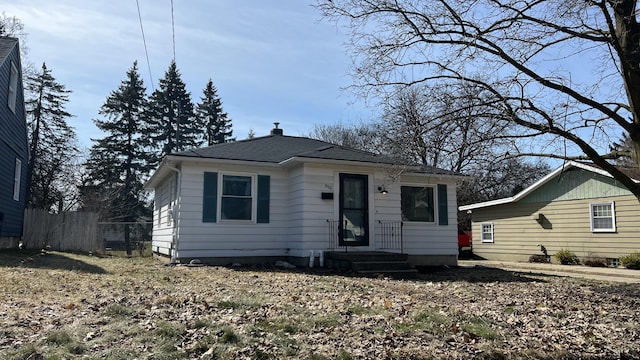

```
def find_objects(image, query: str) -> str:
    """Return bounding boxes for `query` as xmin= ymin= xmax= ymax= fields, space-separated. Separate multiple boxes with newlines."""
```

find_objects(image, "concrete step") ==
xmin=326 ymin=251 xmax=408 ymax=262
xmin=325 ymin=251 xmax=416 ymax=279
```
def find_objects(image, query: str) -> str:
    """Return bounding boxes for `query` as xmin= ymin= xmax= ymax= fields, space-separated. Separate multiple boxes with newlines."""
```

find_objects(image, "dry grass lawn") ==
xmin=0 ymin=250 xmax=639 ymax=359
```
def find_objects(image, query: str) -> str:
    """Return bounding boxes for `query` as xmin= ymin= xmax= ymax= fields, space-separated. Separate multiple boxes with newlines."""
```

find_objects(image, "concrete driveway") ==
xmin=458 ymin=260 xmax=640 ymax=284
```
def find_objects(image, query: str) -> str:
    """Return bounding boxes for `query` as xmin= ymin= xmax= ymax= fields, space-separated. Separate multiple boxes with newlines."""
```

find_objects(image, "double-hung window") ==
xmin=221 ymin=175 xmax=253 ymax=220
xmin=401 ymin=186 xmax=435 ymax=222
xmin=8 ymin=61 xmax=18 ymax=113
xmin=481 ymin=223 xmax=494 ymax=243
xmin=13 ymin=158 xmax=21 ymax=201
xmin=590 ymin=202 xmax=616 ymax=232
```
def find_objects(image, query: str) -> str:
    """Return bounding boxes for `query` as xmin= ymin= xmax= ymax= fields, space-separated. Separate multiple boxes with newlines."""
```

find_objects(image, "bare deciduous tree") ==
xmin=317 ymin=0 xmax=640 ymax=198
xmin=381 ymin=84 xmax=513 ymax=173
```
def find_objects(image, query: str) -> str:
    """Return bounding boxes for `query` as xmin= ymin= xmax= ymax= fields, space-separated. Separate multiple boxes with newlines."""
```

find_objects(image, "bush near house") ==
xmin=620 ymin=252 xmax=640 ymax=270
xmin=554 ymin=249 xmax=580 ymax=265
xmin=528 ymin=255 xmax=549 ymax=263
xmin=583 ymin=256 xmax=609 ymax=267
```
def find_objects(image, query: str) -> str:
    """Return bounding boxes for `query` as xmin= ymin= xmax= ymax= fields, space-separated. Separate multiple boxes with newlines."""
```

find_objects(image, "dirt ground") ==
xmin=1 ymin=250 xmax=639 ymax=359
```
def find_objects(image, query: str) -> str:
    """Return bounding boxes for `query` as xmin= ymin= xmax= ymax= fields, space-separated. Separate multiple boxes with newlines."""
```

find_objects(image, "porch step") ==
xmin=326 ymin=251 xmax=408 ymax=262
xmin=325 ymin=251 xmax=417 ymax=279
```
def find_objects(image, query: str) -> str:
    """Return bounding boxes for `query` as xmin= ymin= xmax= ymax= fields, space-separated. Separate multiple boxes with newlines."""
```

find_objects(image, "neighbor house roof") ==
xmin=145 ymin=130 xmax=463 ymax=188
xmin=458 ymin=160 xmax=640 ymax=211
xmin=0 ymin=37 xmax=19 ymax=66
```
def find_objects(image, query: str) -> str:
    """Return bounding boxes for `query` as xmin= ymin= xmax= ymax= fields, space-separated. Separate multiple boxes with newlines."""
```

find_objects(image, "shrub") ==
xmin=554 ymin=249 xmax=580 ymax=265
xmin=620 ymin=252 xmax=640 ymax=270
xmin=583 ymin=256 xmax=608 ymax=267
xmin=528 ymin=255 xmax=549 ymax=263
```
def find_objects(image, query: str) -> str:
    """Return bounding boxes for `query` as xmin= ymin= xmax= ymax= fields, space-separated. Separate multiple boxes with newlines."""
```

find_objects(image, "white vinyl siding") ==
xmin=13 ymin=158 xmax=21 ymax=201
xmin=148 ymin=160 xmax=459 ymax=264
xmin=8 ymin=61 xmax=18 ymax=113
xmin=590 ymin=202 xmax=616 ymax=232
xmin=481 ymin=223 xmax=494 ymax=243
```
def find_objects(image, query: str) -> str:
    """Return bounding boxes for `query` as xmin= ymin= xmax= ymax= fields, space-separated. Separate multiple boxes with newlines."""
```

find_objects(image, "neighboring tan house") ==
xmin=145 ymin=125 xmax=464 ymax=267
xmin=0 ymin=37 xmax=28 ymax=248
xmin=459 ymin=161 xmax=640 ymax=263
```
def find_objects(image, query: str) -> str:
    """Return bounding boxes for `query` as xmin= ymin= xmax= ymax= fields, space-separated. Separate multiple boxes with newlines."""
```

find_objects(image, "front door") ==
xmin=339 ymin=173 xmax=369 ymax=247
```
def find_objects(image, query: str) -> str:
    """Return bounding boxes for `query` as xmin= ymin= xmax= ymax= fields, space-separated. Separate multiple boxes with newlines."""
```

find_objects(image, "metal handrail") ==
xmin=378 ymin=220 xmax=403 ymax=253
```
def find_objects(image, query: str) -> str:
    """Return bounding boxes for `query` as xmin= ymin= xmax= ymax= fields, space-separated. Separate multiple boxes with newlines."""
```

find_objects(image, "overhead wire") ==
xmin=171 ymin=0 xmax=176 ymax=62
xmin=135 ymin=0 xmax=155 ymax=91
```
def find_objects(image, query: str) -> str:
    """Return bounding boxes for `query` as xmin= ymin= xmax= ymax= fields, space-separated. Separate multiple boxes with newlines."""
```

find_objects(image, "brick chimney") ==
xmin=271 ymin=122 xmax=283 ymax=135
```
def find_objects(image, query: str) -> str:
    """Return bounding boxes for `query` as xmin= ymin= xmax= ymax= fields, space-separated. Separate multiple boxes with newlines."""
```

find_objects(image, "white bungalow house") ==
xmin=145 ymin=125 xmax=464 ymax=267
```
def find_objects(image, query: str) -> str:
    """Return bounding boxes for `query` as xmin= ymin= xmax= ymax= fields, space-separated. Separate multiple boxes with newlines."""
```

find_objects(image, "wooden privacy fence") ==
xmin=22 ymin=209 xmax=100 ymax=253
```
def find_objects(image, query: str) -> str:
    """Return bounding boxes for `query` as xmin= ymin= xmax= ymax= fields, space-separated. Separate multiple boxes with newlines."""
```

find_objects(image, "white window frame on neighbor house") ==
xmin=481 ymin=223 xmax=494 ymax=243
xmin=590 ymin=202 xmax=616 ymax=233
xmin=13 ymin=158 xmax=21 ymax=201
xmin=400 ymin=185 xmax=436 ymax=223
xmin=219 ymin=173 xmax=255 ymax=222
xmin=8 ymin=61 xmax=19 ymax=113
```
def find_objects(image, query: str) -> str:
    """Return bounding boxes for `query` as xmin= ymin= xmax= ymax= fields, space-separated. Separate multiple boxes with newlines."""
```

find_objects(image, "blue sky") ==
xmin=5 ymin=0 xmax=370 ymax=149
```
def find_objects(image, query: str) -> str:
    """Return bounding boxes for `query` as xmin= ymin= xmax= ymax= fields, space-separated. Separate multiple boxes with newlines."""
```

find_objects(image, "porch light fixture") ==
xmin=378 ymin=186 xmax=388 ymax=194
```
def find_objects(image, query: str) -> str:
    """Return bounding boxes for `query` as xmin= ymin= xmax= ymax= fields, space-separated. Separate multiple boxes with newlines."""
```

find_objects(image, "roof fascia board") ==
xmin=278 ymin=156 xmax=394 ymax=168
xmin=459 ymin=162 xmax=572 ymax=211
xmin=145 ymin=155 xmax=282 ymax=189
xmin=280 ymin=156 xmax=464 ymax=179
xmin=458 ymin=160 xmax=632 ymax=211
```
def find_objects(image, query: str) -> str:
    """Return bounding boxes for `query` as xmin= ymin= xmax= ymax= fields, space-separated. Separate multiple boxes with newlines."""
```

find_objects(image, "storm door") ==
xmin=339 ymin=173 xmax=369 ymax=246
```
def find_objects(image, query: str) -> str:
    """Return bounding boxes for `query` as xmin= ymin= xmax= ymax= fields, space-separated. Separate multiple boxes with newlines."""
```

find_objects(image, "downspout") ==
xmin=167 ymin=163 xmax=181 ymax=264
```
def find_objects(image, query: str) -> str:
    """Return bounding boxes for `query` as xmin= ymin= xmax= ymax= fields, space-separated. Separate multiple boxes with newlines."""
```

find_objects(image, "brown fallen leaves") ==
xmin=0 ymin=251 xmax=639 ymax=359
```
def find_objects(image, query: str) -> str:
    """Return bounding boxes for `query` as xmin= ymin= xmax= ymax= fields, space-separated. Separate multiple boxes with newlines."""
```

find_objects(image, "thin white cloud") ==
xmin=5 ymin=0 xmax=370 ymax=145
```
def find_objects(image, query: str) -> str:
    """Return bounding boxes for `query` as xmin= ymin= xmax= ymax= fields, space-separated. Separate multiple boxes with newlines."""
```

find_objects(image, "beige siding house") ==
xmin=145 ymin=126 xmax=464 ymax=267
xmin=459 ymin=161 xmax=640 ymax=263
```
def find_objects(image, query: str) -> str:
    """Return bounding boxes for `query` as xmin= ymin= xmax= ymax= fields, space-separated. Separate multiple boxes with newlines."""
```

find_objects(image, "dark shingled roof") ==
xmin=172 ymin=134 xmax=457 ymax=175
xmin=0 ymin=37 xmax=18 ymax=66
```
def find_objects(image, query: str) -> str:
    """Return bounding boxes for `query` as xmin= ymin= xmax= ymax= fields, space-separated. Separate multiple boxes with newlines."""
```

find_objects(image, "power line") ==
xmin=170 ymin=0 xmax=176 ymax=62
xmin=136 ymin=0 xmax=154 ymax=90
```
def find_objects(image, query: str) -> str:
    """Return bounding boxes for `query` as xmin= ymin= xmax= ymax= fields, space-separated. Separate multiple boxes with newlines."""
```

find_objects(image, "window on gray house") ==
xmin=8 ymin=62 xmax=18 ymax=113
xmin=13 ymin=158 xmax=21 ymax=201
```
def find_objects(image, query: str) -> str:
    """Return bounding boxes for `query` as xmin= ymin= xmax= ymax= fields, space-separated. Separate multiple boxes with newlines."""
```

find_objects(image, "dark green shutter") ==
xmin=257 ymin=175 xmax=270 ymax=223
xmin=437 ymin=184 xmax=448 ymax=225
xmin=203 ymin=172 xmax=218 ymax=222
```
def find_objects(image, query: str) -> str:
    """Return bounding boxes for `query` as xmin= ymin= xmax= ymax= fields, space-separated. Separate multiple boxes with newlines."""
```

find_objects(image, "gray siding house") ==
xmin=459 ymin=161 xmax=640 ymax=263
xmin=0 ymin=37 xmax=28 ymax=248
xmin=145 ymin=126 xmax=464 ymax=267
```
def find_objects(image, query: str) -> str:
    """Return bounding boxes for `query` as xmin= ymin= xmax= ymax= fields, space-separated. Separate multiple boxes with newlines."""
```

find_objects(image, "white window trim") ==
xmin=481 ymin=222 xmax=494 ymax=243
xmin=590 ymin=202 xmax=616 ymax=233
xmin=8 ymin=61 xmax=18 ymax=113
xmin=218 ymin=173 xmax=256 ymax=223
xmin=400 ymin=184 xmax=437 ymax=224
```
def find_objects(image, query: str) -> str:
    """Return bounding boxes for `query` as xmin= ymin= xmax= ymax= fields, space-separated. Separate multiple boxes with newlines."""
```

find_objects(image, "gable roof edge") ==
xmin=458 ymin=160 xmax=634 ymax=211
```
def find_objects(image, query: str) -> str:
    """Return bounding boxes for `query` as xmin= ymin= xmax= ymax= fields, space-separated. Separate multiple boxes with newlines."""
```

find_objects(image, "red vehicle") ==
xmin=458 ymin=231 xmax=472 ymax=254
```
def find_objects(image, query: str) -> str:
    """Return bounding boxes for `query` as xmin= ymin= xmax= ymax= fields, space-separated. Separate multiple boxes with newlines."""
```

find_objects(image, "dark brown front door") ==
xmin=339 ymin=173 xmax=369 ymax=247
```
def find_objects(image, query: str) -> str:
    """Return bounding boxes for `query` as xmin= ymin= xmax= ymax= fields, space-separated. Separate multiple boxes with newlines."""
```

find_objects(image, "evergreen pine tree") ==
xmin=610 ymin=134 xmax=638 ymax=168
xmin=83 ymin=62 xmax=151 ymax=255
xmin=145 ymin=61 xmax=200 ymax=165
xmin=25 ymin=62 xmax=79 ymax=211
xmin=196 ymin=79 xmax=234 ymax=145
